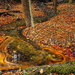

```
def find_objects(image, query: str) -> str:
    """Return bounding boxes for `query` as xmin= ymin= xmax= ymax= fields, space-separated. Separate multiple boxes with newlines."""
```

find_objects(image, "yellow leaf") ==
xmin=40 ymin=69 xmax=43 ymax=74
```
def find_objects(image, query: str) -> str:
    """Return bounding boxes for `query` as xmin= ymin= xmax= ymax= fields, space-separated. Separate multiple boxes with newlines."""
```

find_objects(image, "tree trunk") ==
xmin=21 ymin=0 xmax=31 ymax=27
xmin=53 ymin=0 xmax=57 ymax=16
xmin=69 ymin=0 xmax=72 ymax=4
xmin=23 ymin=61 xmax=75 ymax=75
xmin=28 ymin=0 xmax=35 ymax=27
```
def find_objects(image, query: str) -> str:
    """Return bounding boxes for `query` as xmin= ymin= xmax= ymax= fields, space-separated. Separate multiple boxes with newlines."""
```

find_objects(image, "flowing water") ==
xmin=0 ymin=28 xmax=74 ymax=74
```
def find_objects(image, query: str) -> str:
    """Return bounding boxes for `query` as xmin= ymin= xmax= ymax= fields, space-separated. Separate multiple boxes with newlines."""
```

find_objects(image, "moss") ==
xmin=34 ymin=17 xmax=48 ymax=23
xmin=5 ymin=30 xmax=19 ymax=37
xmin=2 ymin=20 xmax=25 ymax=30
xmin=22 ymin=61 xmax=75 ymax=74
xmin=10 ymin=38 xmax=36 ymax=51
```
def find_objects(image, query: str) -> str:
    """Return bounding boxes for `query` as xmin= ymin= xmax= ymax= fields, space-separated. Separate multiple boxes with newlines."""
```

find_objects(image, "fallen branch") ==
xmin=22 ymin=61 xmax=75 ymax=75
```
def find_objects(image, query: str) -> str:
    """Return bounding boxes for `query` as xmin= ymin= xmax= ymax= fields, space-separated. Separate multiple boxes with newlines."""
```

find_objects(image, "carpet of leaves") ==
xmin=23 ymin=3 xmax=75 ymax=61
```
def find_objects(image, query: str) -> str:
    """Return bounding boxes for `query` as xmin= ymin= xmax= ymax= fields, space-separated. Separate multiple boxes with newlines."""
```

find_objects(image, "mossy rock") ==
xmin=2 ymin=20 xmax=25 ymax=30
xmin=9 ymin=38 xmax=47 ymax=65
xmin=5 ymin=30 xmax=19 ymax=37
xmin=10 ymin=38 xmax=36 ymax=52
xmin=9 ymin=38 xmax=59 ymax=65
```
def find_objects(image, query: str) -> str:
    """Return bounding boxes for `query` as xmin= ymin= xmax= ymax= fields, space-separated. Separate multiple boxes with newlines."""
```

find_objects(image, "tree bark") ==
xmin=28 ymin=0 xmax=35 ymax=27
xmin=21 ymin=0 xmax=31 ymax=27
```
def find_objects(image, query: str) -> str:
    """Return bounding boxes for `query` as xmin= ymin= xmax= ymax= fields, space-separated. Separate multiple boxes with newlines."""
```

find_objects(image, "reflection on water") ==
xmin=7 ymin=49 xmax=21 ymax=63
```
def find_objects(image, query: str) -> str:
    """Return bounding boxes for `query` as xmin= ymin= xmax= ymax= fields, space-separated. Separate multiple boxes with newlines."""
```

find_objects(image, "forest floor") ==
xmin=0 ymin=1 xmax=75 ymax=61
xmin=0 ymin=1 xmax=75 ymax=75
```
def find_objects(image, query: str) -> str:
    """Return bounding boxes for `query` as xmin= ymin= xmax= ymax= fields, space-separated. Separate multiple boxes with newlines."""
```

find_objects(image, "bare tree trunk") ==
xmin=53 ymin=0 xmax=57 ymax=16
xmin=29 ymin=0 xmax=35 ymax=27
xmin=69 ymin=0 xmax=72 ymax=4
xmin=21 ymin=0 xmax=31 ymax=27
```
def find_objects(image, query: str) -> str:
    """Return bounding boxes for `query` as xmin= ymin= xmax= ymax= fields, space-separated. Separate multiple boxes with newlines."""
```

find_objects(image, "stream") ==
xmin=0 ymin=27 xmax=68 ymax=74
